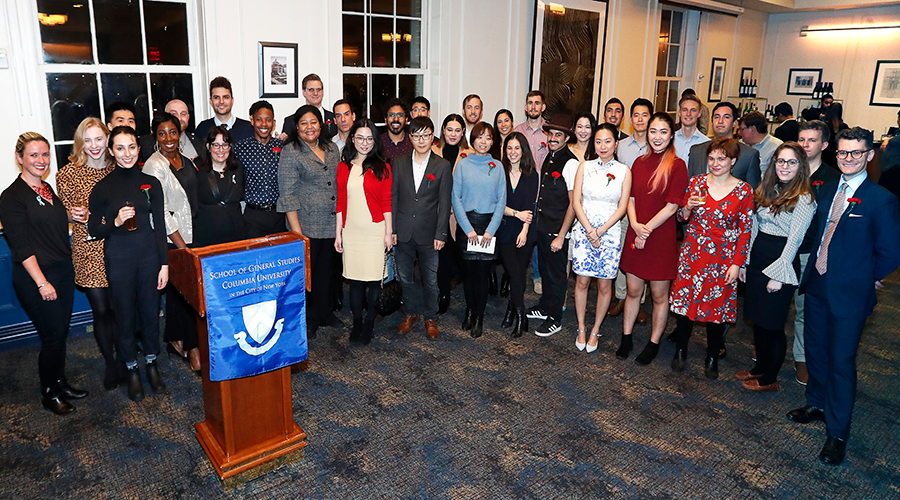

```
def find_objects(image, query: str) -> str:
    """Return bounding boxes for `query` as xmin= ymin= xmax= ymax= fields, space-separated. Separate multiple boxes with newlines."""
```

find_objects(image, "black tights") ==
xmin=674 ymin=313 xmax=726 ymax=359
xmin=461 ymin=259 xmax=491 ymax=316
xmin=349 ymin=280 xmax=380 ymax=321
xmin=84 ymin=287 xmax=117 ymax=367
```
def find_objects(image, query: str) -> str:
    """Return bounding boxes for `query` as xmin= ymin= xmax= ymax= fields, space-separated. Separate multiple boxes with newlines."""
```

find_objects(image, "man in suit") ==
xmin=195 ymin=76 xmax=254 ymax=151
xmin=789 ymin=127 xmax=900 ymax=466
xmin=140 ymin=99 xmax=203 ymax=162
xmin=280 ymin=74 xmax=337 ymax=139
xmin=392 ymin=117 xmax=453 ymax=339
xmin=773 ymin=102 xmax=799 ymax=143
xmin=603 ymin=98 xmax=627 ymax=140
xmin=688 ymin=102 xmax=762 ymax=188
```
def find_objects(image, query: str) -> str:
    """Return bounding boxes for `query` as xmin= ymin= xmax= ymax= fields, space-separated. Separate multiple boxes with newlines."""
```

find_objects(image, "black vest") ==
xmin=537 ymin=147 xmax=577 ymax=234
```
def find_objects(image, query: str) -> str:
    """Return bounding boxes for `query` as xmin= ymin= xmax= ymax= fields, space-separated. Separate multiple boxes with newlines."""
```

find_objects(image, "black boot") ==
xmin=461 ymin=309 xmax=474 ymax=331
xmin=671 ymin=348 xmax=687 ymax=372
xmin=470 ymin=314 xmax=484 ymax=338
xmin=103 ymin=362 xmax=119 ymax=391
xmin=349 ymin=317 xmax=363 ymax=343
xmin=488 ymin=271 xmax=498 ymax=296
xmin=126 ymin=366 xmax=144 ymax=402
xmin=634 ymin=341 xmax=660 ymax=366
xmin=513 ymin=309 xmax=527 ymax=338
xmin=615 ymin=334 xmax=633 ymax=360
xmin=41 ymin=386 xmax=75 ymax=415
xmin=362 ymin=318 xmax=375 ymax=345
xmin=56 ymin=379 xmax=88 ymax=399
xmin=704 ymin=356 xmax=719 ymax=379
xmin=499 ymin=273 xmax=510 ymax=297
xmin=146 ymin=360 xmax=166 ymax=393
xmin=500 ymin=301 xmax=516 ymax=328
xmin=438 ymin=294 xmax=450 ymax=315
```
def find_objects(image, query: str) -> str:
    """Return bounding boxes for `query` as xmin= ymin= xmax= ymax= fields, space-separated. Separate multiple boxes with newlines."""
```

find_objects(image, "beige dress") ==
xmin=342 ymin=166 xmax=386 ymax=281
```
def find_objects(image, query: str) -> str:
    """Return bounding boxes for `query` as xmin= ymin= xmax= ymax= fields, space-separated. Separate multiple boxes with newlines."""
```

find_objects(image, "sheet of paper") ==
xmin=467 ymin=236 xmax=496 ymax=254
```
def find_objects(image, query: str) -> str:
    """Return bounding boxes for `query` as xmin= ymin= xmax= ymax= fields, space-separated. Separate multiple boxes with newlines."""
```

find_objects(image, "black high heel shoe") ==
xmin=470 ymin=315 xmax=484 ymax=338
xmin=461 ymin=309 xmax=475 ymax=331
xmin=671 ymin=348 xmax=687 ymax=372
xmin=438 ymin=294 xmax=450 ymax=315
xmin=499 ymin=273 xmax=510 ymax=297
xmin=500 ymin=302 xmax=515 ymax=328
xmin=704 ymin=356 xmax=719 ymax=379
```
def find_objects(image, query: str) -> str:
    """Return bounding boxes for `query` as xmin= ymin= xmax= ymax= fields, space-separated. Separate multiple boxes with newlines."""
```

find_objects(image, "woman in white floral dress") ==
xmin=571 ymin=124 xmax=632 ymax=352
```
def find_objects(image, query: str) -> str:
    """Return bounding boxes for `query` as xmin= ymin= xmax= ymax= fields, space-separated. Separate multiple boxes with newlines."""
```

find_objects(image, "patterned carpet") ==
xmin=1 ymin=271 xmax=899 ymax=499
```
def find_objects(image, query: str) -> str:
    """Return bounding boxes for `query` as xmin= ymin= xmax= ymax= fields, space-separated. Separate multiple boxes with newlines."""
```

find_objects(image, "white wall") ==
xmin=760 ymin=4 xmax=900 ymax=135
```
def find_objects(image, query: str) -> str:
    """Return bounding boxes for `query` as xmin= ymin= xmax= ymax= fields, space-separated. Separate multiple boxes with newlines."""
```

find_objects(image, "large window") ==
xmin=654 ymin=8 xmax=685 ymax=117
xmin=341 ymin=0 xmax=425 ymax=122
xmin=36 ymin=0 xmax=200 ymax=167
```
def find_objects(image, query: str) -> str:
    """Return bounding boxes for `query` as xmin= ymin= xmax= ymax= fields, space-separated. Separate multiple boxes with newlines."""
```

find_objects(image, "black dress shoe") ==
xmin=704 ymin=356 xmax=719 ymax=379
xmin=349 ymin=318 xmax=363 ymax=343
xmin=56 ymin=380 xmax=88 ymax=399
xmin=500 ymin=302 xmax=515 ymax=328
xmin=362 ymin=318 xmax=375 ymax=345
xmin=671 ymin=348 xmax=687 ymax=372
xmin=499 ymin=273 xmax=510 ymax=297
xmin=438 ymin=294 xmax=450 ymax=315
xmin=41 ymin=392 xmax=75 ymax=415
xmin=488 ymin=271 xmax=498 ymax=296
xmin=103 ymin=363 xmax=119 ymax=391
xmin=634 ymin=341 xmax=660 ymax=366
xmin=146 ymin=360 xmax=166 ymax=393
xmin=461 ymin=308 xmax=474 ymax=331
xmin=512 ymin=309 xmax=527 ymax=338
xmin=470 ymin=315 xmax=484 ymax=338
xmin=126 ymin=367 xmax=145 ymax=402
xmin=819 ymin=436 xmax=846 ymax=466
xmin=787 ymin=405 xmax=825 ymax=424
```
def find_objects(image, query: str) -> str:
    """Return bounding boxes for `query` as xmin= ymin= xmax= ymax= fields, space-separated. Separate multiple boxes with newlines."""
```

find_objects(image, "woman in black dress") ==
xmin=89 ymin=126 xmax=169 ymax=402
xmin=433 ymin=114 xmax=470 ymax=313
xmin=194 ymin=126 xmax=246 ymax=246
xmin=0 ymin=132 xmax=87 ymax=414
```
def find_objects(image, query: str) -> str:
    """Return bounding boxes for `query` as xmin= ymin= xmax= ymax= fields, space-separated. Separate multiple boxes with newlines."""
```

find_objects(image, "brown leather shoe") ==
xmin=742 ymin=379 xmax=779 ymax=392
xmin=425 ymin=319 xmax=439 ymax=339
xmin=608 ymin=298 xmax=624 ymax=316
xmin=398 ymin=314 xmax=419 ymax=333
xmin=795 ymin=361 xmax=808 ymax=385
xmin=735 ymin=370 xmax=762 ymax=382
xmin=636 ymin=308 xmax=647 ymax=324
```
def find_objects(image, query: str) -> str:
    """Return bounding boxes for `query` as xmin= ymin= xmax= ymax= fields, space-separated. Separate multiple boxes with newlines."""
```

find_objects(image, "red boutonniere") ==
xmin=551 ymin=170 xmax=561 ymax=186
xmin=137 ymin=162 xmax=145 ymax=168
xmin=812 ymin=180 xmax=823 ymax=193
xmin=140 ymin=184 xmax=152 ymax=204
xmin=540 ymin=142 xmax=547 ymax=150
xmin=488 ymin=162 xmax=497 ymax=175
xmin=460 ymin=152 xmax=468 ymax=159
xmin=427 ymin=173 xmax=435 ymax=187
xmin=272 ymin=146 xmax=282 ymax=155
xmin=847 ymin=197 xmax=861 ymax=211
xmin=606 ymin=173 xmax=615 ymax=186
xmin=325 ymin=120 xmax=333 ymax=126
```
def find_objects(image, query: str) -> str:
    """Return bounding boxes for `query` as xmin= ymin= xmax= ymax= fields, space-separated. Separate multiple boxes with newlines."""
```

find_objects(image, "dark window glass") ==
xmin=371 ymin=74 xmax=396 ymax=121
xmin=37 ymin=1 xmax=93 ymax=64
xmin=370 ymin=17 xmax=393 ymax=68
xmin=47 ymin=73 xmax=100 ymax=141
xmin=671 ymin=11 xmax=684 ymax=45
xmin=93 ymin=0 xmax=143 ymax=64
xmin=396 ymin=19 xmax=420 ymax=68
xmin=101 ymin=73 xmax=151 ymax=136
xmin=342 ymin=14 xmax=365 ymax=67
xmin=55 ymin=144 xmax=72 ymax=170
xmin=343 ymin=0 xmax=365 ymax=12
xmin=398 ymin=75 xmax=423 ymax=106
xmin=342 ymin=74 xmax=368 ymax=119
xmin=396 ymin=0 xmax=421 ymax=17
xmin=150 ymin=74 xmax=195 ymax=133
xmin=371 ymin=0 xmax=393 ymax=15
xmin=143 ymin=1 xmax=189 ymax=65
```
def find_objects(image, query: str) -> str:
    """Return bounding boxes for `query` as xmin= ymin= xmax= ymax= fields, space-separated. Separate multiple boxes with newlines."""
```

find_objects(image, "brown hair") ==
xmin=209 ymin=76 xmax=232 ymax=97
xmin=15 ymin=132 xmax=50 ymax=162
xmin=68 ymin=118 xmax=112 ymax=169
xmin=754 ymin=142 xmax=812 ymax=214
xmin=706 ymin=136 xmax=740 ymax=159
xmin=470 ymin=122 xmax=493 ymax=147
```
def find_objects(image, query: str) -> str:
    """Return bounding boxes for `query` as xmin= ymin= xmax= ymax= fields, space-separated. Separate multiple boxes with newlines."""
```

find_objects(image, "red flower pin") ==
xmin=551 ymin=170 xmax=561 ymax=186
xmin=606 ymin=173 xmax=615 ymax=186
xmin=812 ymin=180 xmax=823 ymax=187
xmin=488 ymin=162 xmax=497 ymax=175
xmin=540 ymin=142 xmax=547 ymax=149
xmin=848 ymin=197 xmax=861 ymax=210
xmin=460 ymin=152 xmax=468 ymax=158
xmin=272 ymin=147 xmax=282 ymax=154
xmin=137 ymin=162 xmax=144 ymax=168
xmin=426 ymin=173 xmax=435 ymax=187
xmin=140 ymin=184 xmax=152 ymax=204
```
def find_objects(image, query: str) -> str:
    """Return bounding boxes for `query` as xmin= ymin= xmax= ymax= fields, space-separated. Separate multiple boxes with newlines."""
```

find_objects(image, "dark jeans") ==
xmin=751 ymin=324 xmax=786 ymax=385
xmin=498 ymin=241 xmax=535 ymax=309
xmin=395 ymin=239 xmax=440 ymax=318
xmin=307 ymin=238 xmax=336 ymax=330
xmin=536 ymin=232 xmax=568 ymax=320
xmin=244 ymin=206 xmax=286 ymax=238
xmin=461 ymin=259 xmax=491 ymax=316
xmin=107 ymin=247 xmax=161 ymax=364
xmin=13 ymin=260 xmax=75 ymax=390
xmin=674 ymin=313 xmax=726 ymax=359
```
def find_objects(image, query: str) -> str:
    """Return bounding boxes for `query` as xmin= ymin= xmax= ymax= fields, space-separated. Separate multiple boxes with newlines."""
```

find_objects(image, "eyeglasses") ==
xmin=387 ymin=112 xmax=406 ymax=119
xmin=305 ymin=87 xmax=323 ymax=93
xmin=774 ymin=158 xmax=800 ymax=167
xmin=836 ymin=149 xmax=871 ymax=159
xmin=354 ymin=136 xmax=375 ymax=144
xmin=210 ymin=143 xmax=230 ymax=150
xmin=410 ymin=133 xmax=433 ymax=142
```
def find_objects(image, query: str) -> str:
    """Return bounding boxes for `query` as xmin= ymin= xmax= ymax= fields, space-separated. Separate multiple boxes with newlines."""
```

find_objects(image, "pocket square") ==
xmin=849 ymin=213 xmax=863 ymax=218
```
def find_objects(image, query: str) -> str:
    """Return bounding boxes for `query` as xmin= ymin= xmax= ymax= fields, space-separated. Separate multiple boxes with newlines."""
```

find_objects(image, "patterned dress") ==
xmin=572 ymin=159 xmax=629 ymax=279
xmin=669 ymin=174 xmax=754 ymax=324
xmin=56 ymin=161 xmax=115 ymax=287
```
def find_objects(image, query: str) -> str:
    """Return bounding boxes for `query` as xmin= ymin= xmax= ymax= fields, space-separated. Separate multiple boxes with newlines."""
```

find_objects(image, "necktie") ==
xmin=816 ymin=183 xmax=848 ymax=275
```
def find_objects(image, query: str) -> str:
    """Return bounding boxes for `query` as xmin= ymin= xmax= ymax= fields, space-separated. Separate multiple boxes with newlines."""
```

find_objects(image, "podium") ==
xmin=168 ymin=233 xmax=310 ymax=483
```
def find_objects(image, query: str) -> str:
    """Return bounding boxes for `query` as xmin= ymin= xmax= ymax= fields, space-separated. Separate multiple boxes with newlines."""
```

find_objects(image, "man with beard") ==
xmin=195 ymin=76 xmax=254 ymax=148
xmin=380 ymin=98 xmax=413 ymax=163
xmin=513 ymin=91 xmax=549 ymax=171
xmin=603 ymin=98 xmax=627 ymax=140
xmin=462 ymin=94 xmax=483 ymax=137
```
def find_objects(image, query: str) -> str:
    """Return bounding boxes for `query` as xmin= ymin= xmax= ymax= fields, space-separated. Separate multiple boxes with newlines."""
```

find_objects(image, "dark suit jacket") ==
xmin=391 ymin=151 xmax=453 ymax=245
xmin=281 ymin=109 xmax=337 ymax=139
xmin=799 ymin=177 xmax=900 ymax=318
xmin=774 ymin=119 xmax=799 ymax=143
xmin=688 ymin=142 xmax=762 ymax=189
xmin=138 ymin=132 xmax=203 ymax=163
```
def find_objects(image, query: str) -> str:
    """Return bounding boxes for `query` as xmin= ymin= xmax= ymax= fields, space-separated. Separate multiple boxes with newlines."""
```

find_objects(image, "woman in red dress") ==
xmin=668 ymin=137 xmax=754 ymax=378
xmin=617 ymin=113 xmax=689 ymax=364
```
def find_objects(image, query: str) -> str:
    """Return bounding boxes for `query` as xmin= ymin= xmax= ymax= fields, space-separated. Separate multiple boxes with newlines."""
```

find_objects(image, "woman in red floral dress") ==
xmin=668 ymin=137 xmax=754 ymax=379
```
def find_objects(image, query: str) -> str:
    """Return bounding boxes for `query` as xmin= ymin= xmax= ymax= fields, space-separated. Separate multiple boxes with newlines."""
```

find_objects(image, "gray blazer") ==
xmin=276 ymin=140 xmax=340 ymax=239
xmin=688 ymin=141 xmax=762 ymax=189
xmin=391 ymin=151 xmax=453 ymax=245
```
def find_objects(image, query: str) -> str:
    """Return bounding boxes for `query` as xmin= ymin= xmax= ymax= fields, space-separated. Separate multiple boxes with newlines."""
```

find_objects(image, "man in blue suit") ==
xmin=789 ymin=127 xmax=900 ymax=465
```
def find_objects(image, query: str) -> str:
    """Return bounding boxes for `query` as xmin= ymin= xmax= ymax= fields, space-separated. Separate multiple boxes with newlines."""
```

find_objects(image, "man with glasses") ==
xmin=789 ymin=127 xmax=900 ymax=466
xmin=380 ymin=98 xmax=413 ymax=163
xmin=739 ymin=111 xmax=783 ymax=175
xmin=281 ymin=74 xmax=337 ymax=139
xmin=391 ymin=117 xmax=453 ymax=339
xmin=411 ymin=96 xmax=431 ymax=119
xmin=234 ymin=100 xmax=286 ymax=238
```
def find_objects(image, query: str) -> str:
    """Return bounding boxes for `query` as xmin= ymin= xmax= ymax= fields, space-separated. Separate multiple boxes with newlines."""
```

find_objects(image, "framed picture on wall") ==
xmin=741 ymin=67 xmax=753 ymax=82
xmin=786 ymin=68 xmax=822 ymax=96
xmin=708 ymin=58 xmax=727 ymax=102
xmin=258 ymin=42 xmax=298 ymax=98
xmin=870 ymin=60 xmax=900 ymax=107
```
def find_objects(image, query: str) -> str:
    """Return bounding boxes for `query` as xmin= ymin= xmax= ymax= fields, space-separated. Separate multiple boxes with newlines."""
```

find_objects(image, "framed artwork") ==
xmin=786 ymin=68 xmax=822 ymax=96
xmin=741 ymin=67 xmax=753 ymax=82
xmin=258 ymin=42 xmax=298 ymax=98
xmin=708 ymin=58 xmax=726 ymax=102
xmin=870 ymin=60 xmax=900 ymax=107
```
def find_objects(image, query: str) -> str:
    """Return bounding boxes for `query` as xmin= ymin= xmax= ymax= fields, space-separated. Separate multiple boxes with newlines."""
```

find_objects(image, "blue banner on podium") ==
xmin=201 ymin=240 xmax=308 ymax=381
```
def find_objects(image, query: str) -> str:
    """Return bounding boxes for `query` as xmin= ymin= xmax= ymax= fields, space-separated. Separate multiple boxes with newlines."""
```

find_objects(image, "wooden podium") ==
xmin=168 ymin=233 xmax=310 ymax=484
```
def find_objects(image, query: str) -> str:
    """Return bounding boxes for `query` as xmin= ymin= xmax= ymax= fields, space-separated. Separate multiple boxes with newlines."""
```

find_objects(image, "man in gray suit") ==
xmin=687 ymin=102 xmax=762 ymax=189
xmin=392 ymin=117 xmax=453 ymax=339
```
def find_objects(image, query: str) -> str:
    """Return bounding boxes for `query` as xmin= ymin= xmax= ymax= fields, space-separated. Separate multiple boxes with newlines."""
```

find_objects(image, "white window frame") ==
xmin=654 ymin=6 xmax=688 ymax=116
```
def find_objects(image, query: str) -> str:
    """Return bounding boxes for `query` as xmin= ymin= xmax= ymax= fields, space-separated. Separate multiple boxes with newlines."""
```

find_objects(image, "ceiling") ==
xmin=714 ymin=0 xmax=900 ymax=13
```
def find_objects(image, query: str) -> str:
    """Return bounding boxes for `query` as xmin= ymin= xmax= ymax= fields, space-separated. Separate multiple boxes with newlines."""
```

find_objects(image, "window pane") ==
xmin=37 ymin=1 xmax=93 ymax=64
xmin=343 ymin=14 xmax=365 ymax=67
xmin=150 ymin=74 xmax=195 ymax=133
xmin=396 ymin=0 xmax=421 ymax=17
xmin=47 ymin=73 xmax=100 ymax=142
xmin=101 ymin=73 xmax=150 ymax=136
xmin=55 ymin=144 xmax=72 ymax=170
xmin=656 ymin=43 xmax=668 ymax=78
xmin=342 ymin=74 xmax=368 ymax=119
xmin=370 ymin=17 xmax=394 ymax=67
xmin=371 ymin=74 xmax=397 ymax=122
xmin=94 ymin=0 xmax=143 ymax=64
xmin=372 ymin=0 xmax=393 ymax=15
xmin=396 ymin=19 xmax=421 ymax=69
xmin=398 ymin=75 xmax=422 ymax=106
xmin=343 ymin=0 xmax=365 ymax=13
xmin=667 ymin=46 xmax=680 ymax=77
xmin=667 ymin=81 xmax=680 ymax=114
xmin=654 ymin=80 xmax=667 ymax=116
xmin=144 ymin=1 xmax=189 ymax=65
xmin=659 ymin=9 xmax=671 ymax=40
xmin=671 ymin=11 xmax=683 ymax=45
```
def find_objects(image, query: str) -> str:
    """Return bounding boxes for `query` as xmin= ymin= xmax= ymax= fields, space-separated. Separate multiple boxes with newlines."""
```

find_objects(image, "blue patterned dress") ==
xmin=572 ymin=159 xmax=629 ymax=279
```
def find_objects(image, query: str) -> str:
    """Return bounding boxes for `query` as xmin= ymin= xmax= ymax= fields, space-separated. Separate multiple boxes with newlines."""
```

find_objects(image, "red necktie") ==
xmin=816 ymin=183 xmax=848 ymax=275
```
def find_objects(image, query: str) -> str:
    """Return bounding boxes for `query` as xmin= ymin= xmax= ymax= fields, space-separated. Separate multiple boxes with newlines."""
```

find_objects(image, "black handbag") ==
xmin=375 ymin=250 xmax=402 ymax=317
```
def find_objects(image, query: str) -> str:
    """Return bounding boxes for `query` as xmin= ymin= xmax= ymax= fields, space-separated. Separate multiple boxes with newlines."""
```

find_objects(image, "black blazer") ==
xmin=688 ymin=141 xmax=761 ymax=189
xmin=282 ymin=109 xmax=337 ymax=139
xmin=774 ymin=119 xmax=799 ymax=143
xmin=391 ymin=151 xmax=453 ymax=245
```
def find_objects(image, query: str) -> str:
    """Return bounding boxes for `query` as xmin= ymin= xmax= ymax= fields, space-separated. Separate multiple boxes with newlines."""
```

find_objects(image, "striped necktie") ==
xmin=816 ymin=183 xmax=848 ymax=275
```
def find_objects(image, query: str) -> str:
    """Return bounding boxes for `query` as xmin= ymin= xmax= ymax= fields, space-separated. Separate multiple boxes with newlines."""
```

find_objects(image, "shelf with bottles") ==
xmin=797 ymin=97 xmax=843 ymax=122
xmin=727 ymin=96 xmax=768 ymax=117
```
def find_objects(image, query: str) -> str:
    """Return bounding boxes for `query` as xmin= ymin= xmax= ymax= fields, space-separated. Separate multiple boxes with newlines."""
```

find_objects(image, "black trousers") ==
xmin=163 ymin=243 xmax=198 ymax=350
xmin=497 ymin=241 xmax=535 ymax=309
xmin=437 ymin=241 xmax=460 ymax=296
xmin=84 ymin=286 xmax=117 ymax=367
xmin=461 ymin=259 xmax=491 ymax=315
xmin=106 ymin=244 xmax=161 ymax=364
xmin=674 ymin=313 xmax=726 ymax=359
xmin=13 ymin=260 xmax=75 ymax=391
xmin=536 ymin=232 xmax=568 ymax=321
xmin=307 ymin=238 xmax=336 ymax=330
xmin=244 ymin=206 xmax=286 ymax=238
xmin=751 ymin=324 xmax=786 ymax=385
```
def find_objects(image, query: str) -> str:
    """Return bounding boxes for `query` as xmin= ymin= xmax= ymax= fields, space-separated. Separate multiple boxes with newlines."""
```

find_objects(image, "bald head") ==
xmin=165 ymin=99 xmax=191 ymax=132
